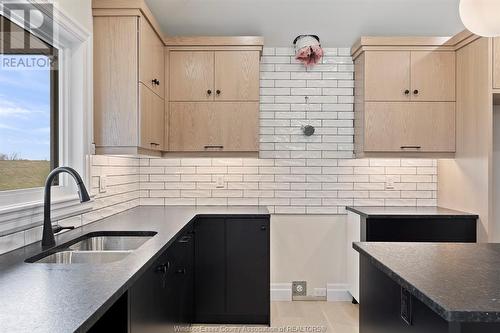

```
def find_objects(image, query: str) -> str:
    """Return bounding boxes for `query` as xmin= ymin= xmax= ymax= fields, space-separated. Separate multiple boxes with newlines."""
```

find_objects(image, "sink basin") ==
xmin=25 ymin=231 xmax=157 ymax=264
xmin=34 ymin=251 xmax=131 ymax=264
xmin=69 ymin=235 xmax=153 ymax=251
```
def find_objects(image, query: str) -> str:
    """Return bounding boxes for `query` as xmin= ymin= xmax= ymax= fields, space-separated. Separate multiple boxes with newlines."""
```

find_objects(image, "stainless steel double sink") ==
xmin=26 ymin=231 xmax=157 ymax=264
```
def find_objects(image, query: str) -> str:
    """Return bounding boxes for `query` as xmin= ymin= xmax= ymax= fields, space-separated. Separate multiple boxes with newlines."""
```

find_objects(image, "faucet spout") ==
xmin=42 ymin=167 xmax=90 ymax=249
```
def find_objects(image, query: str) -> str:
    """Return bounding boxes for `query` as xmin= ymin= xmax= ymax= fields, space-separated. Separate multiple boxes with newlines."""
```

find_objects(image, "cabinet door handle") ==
xmin=178 ymin=235 xmax=192 ymax=243
xmin=216 ymin=89 xmax=221 ymax=95
xmin=400 ymin=146 xmax=421 ymax=150
xmin=156 ymin=261 xmax=170 ymax=274
xmin=204 ymin=145 xmax=224 ymax=149
xmin=404 ymin=89 xmax=410 ymax=95
xmin=175 ymin=268 xmax=186 ymax=275
xmin=152 ymin=79 xmax=160 ymax=86
xmin=207 ymin=89 xmax=212 ymax=95
xmin=260 ymin=225 xmax=267 ymax=231
xmin=413 ymin=89 xmax=419 ymax=95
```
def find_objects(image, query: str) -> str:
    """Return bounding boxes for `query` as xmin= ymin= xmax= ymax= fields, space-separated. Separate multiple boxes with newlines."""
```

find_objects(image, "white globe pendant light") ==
xmin=459 ymin=0 xmax=500 ymax=37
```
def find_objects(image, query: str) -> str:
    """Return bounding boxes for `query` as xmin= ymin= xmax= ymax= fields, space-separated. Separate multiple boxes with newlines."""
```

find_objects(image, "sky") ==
xmin=0 ymin=55 xmax=51 ymax=161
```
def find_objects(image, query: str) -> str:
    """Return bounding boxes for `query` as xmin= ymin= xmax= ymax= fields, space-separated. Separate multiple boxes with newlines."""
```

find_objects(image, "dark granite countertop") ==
xmin=354 ymin=242 xmax=500 ymax=323
xmin=0 ymin=206 xmax=269 ymax=333
xmin=346 ymin=206 xmax=478 ymax=219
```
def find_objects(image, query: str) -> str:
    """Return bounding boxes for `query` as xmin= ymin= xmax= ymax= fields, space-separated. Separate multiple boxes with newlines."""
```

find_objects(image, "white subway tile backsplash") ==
xmin=134 ymin=47 xmax=437 ymax=214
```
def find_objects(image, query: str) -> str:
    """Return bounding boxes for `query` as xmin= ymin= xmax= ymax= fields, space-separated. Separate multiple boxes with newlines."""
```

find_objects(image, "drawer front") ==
xmin=364 ymin=102 xmax=455 ymax=153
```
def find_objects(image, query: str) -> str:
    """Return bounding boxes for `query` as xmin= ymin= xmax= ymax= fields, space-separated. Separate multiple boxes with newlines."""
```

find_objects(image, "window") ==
xmin=0 ymin=15 xmax=59 ymax=191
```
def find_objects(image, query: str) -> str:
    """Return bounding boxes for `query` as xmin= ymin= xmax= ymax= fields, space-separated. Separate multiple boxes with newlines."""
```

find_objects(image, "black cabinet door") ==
xmin=194 ymin=218 xmax=226 ymax=322
xmin=130 ymin=250 xmax=173 ymax=333
xmin=194 ymin=216 xmax=270 ymax=324
xmin=226 ymin=218 xmax=270 ymax=324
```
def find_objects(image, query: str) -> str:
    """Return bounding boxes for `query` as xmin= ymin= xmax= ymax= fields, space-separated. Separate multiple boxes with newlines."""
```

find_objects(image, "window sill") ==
xmin=0 ymin=194 xmax=94 ymax=236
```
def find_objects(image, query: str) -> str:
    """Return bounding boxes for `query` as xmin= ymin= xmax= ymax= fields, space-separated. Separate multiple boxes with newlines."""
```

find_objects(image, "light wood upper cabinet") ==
xmin=410 ymin=51 xmax=455 ymax=101
xmin=494 ymin=37 xmax=500 ymax=89
xmin=169 ymin=102 xmax=259 ymax=152
xmin=169 ymin=51 xmax=214 ymax=101
xmin=93 ymin=16 xmax=139 ymax=149
xmin=140 ymin=84 xmax=164 ymax=151
xmin=215 ymin=51 xmax=260 ymax=101
xmin=93 ymin=13 xmax=165 ymax=156
xmin=364 ymin=102 xmax=455 ymax=153
xmin=364 ymin=51 xmax=411 ymax=101
xmin=139 ymin=17 xmax=165 ymax=98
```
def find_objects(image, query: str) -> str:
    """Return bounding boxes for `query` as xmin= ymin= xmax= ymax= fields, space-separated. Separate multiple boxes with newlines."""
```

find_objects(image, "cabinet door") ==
xmin=215 ymin=51 xmax=260 ymax=101
xmin=130 ymin=251 xmax=172 ymax=333
xmin=226 ymin=218 xmax=270 ymax=323
xmin=410 ymin=51 xmax=455 ymax=101
xmin=170 ymin=51 xmax=214 ymax=101
xmin=194 ymin=218 xmax=226 ymax=322
xmin=364 ymin=102 xmax=455 ymax=152
xmin=494 ymin=37 xmax=500 ymax=89
xmin=169 ymin=102 xmax=220 ymax=151
xmin=140 ymin=17 xmax=165 ymax=98
xmin=93 ymin=16 xmax=138 ymax=147
xmin=218 ymin=102 xmax=259 ymax=152
xmin=364 ymin=51 xmax=411 ymax=101
xmin=140 ymin=84 xmax=164 ymax=151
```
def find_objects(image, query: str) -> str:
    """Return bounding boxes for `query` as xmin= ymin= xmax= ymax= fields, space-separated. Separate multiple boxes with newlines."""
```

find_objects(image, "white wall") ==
xmin=54 ymin=0 xmax=92 ymax=32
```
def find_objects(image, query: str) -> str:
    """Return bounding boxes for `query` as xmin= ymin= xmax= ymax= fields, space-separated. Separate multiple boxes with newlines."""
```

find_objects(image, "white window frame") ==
xmin=0 ymin=0 xmax=93 ymax=235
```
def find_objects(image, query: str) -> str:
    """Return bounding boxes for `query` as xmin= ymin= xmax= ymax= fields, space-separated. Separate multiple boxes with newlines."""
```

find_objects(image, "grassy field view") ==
xmin=0 ymin=160 xmax=50 ymax=191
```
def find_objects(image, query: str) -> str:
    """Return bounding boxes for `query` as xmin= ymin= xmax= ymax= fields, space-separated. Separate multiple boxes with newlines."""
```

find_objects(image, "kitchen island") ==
xmin=354 ymin=242 xmax=500 ymax=333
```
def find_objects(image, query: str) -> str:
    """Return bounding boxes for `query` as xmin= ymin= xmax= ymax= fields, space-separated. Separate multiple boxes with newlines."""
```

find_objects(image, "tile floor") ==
xmin=193 ymin=301 xmax=359 ymax=333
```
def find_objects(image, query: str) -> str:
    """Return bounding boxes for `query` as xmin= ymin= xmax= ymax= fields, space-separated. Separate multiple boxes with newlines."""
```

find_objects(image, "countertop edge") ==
xmin=346 ymin=206 xmax=479 ymax=219
xmin=353 ymin=242 xmax=500 ymax=323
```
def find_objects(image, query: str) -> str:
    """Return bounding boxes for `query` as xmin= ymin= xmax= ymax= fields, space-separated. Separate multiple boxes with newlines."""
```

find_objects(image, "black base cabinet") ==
xmin=359 ymin=256 xmax=500 ymax=333
xmin=88 ymin=215 xmax=270 ymax=332
xmin=194 ymin=217 xmax=270 ymax=325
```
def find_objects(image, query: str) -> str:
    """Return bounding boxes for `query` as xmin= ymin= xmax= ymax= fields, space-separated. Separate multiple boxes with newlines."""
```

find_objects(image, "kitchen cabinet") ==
xmin=353 ymin=39 xmax=457 ymax=157
xmin=169 ymin=102 xmax=259 ymax=152
xmin=364 ymin=51 xmax=455 ymax=102
xmin=494 ymin=37 xmax=500 ymax=89
xmin=346 ymin=207 xmax=477 ymax=303
xmin=129 ymin=227 xmax=194 ymax=333
xmin=140 ymin=17 xmax=165 ymax=98
xmin=170 ymin=51 xmax=215 ymax=101
xmin=364 ymin=102 xmax=455 ymax=152
xmin=140 ymin=84 xmax=165 ymax=151
xmin=194 ymin=216 xmax=270 ymax=324
xmin=169 ymin=50 xmax=260 ymax=102
xmin=93 ymin=11 xmax=165 ymax=156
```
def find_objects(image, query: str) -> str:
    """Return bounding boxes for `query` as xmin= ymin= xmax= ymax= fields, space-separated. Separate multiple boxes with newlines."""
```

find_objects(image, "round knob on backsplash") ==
xmin=301 ymin=125 xmax=315 ymax=137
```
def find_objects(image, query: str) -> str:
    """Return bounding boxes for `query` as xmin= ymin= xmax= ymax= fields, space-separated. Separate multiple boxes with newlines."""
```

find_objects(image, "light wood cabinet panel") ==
xmin=169 ymin=51 xmax=214 ymax=101
xmin=169 ymin=102 xmax=220 ymax=151
xmin=215 ymin=51 xmax=260 ymax=101
xmin=93 ymin=16 xmax=138 ymax=148
xmin=217 ymin=102 xmax=259 ymax=151
xmin=169 ymin=102 xmax=259 ymax=152
xmin=410 ymin=51 xmax=455 ymax=101
xmin=139 ymin=16 xmax=165 ymax=98
xmin=364 ymin=51 xmax=411 ymax=101
xmin=364 ymin=102 xmax=455 ymax=152
xmin=140 ymin=84 xmax=164 ymax=151
xmin=494 ymin=37 xmax=500 ymax=89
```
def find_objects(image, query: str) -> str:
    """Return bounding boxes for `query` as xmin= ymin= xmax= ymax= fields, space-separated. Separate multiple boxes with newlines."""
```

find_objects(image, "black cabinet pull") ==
xmin=216 ymin=89 xmax=221 ymax=95
xmin=179 ymin=235 xmax=192 ymax=243
xmin=204 ymin=145 xmax=224 ymax=149
xmin=413 ymin=89 xmax=419 ymax=95
xmin=400 ymin=145 xmax=421 ymax=150
xmin=404 ymin=89 xmax=410 ymax=95
xmin=156 ymin=261 xmax=170 ymax=274
xmin=260 ymin=225 xmax=267 ymax=231
xmin=176 ymin=268 xmax=186 ymax=275
xmin=152 ymin=79 xmax=160 ymax=86
xmin=207 ymin=89 xmax=212 ymax=95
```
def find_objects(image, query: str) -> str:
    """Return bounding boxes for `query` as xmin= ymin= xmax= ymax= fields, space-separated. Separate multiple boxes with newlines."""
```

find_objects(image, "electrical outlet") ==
xmin=292 ymin=281 xmax=307 ymax=297
xmin=386 ymin=176 xmax=397 ymax=190
xmin=99 ymin=175 xmax=107 ymax=193
xmin=216 ymin=175 xmax=225 ymax=188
